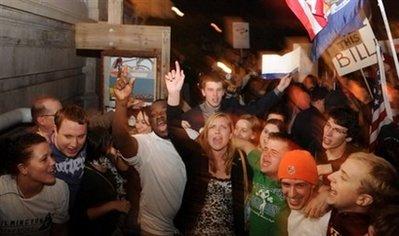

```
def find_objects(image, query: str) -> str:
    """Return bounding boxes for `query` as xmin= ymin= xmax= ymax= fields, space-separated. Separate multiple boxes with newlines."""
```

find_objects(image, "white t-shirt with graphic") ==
xmin=0 ymin=175 xmax=69 ymax=236
xmin=123 ymin=132 xmax=187 ymax=235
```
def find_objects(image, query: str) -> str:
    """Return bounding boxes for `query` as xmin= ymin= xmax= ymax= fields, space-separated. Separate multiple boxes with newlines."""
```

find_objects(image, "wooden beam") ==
xmin=75 ymin=22 xmax=169 ymax=50
xmin=108 ymin=0 xmax=123 ymax=24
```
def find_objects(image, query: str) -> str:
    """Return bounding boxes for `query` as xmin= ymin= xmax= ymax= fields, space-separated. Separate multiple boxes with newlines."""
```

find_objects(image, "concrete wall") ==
xmin=0 ymin=1 xmax=93 ymax=113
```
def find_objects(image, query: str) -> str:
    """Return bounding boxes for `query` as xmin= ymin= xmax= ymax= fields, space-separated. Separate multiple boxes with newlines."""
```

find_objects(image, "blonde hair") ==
xmin=197 ymin=112 xmax=235 ymax=175
xmin=349 ymin=152 xmax=398 ymax=208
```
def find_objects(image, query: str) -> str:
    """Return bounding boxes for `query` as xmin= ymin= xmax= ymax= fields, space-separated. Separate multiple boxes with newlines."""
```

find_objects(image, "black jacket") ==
xmin=168 ymin=105 xmax=251 ymax=235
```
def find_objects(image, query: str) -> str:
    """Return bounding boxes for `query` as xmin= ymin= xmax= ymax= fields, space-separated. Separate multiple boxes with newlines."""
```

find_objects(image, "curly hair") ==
xmin=4 ymin=133 xmax=47 ymax=176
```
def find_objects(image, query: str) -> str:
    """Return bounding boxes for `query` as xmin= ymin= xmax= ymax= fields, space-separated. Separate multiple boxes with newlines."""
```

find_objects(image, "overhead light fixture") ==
xmin=171 ymin=6 xmax=184 ymax=17
xmin=210 ymin=23 xmax=222 ymax=33
xmin=216 ymin=62 xmax=232 ymax=74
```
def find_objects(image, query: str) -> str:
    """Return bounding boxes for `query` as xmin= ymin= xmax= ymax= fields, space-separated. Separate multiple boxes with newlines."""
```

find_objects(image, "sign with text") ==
xmin=232 ymin=22 xmax=250 ymax=49
xmin=328 ymin=18 xmax=377 ymax=76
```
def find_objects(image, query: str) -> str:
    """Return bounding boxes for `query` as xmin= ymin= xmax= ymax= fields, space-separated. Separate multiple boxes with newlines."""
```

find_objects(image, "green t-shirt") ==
xmin=247 ymin=149 xmax=288 ymax=236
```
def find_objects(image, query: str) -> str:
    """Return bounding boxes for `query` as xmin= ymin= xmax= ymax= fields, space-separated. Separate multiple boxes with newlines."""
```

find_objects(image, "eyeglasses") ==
xmin=324 ymin=122 xmax=347 ymax=135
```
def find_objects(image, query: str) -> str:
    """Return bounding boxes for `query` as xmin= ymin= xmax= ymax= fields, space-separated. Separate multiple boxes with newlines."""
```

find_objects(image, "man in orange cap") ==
xmin=278 ymin=150 xmax=331 ymax=236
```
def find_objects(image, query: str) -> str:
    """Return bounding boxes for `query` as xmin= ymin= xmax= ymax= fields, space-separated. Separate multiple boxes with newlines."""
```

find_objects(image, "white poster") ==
xmin=261 ymin=47 xmax=300 ymax=79
xmin=329 ymin=18 xmax=377 ymax=76
xmin=232 ymin=22 xmax=250 ymax=49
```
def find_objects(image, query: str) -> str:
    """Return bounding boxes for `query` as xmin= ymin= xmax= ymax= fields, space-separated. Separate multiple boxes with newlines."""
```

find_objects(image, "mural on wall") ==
xmin=103 ymin=52 xmax=157 ymax=111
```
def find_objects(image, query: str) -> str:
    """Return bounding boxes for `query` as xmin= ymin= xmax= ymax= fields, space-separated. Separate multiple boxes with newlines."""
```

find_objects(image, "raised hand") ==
xmin=114 ymin=77 xmax=134 ymax=101
xmin=165 ymin=61 xmax=185 ymax=94
xmin=276 ymin=74 xmax=292 ymax=92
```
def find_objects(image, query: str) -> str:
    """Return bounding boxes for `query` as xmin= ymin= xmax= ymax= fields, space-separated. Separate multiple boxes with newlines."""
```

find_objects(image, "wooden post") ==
xmin=108 ymin=0 xmax=123 ymax=24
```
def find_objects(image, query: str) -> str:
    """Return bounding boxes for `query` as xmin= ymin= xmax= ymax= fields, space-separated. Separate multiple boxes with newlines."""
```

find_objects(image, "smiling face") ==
xmin=234 ymin=119 xmax=255 ymax=141
xmin=327 ymin=158 xmax=370 ymax=212
xmin=19 ymin=142 xmax=56 ymax=185
xmin=135 ymin=110 xmax=152 ymax=134
xmin=260 ymin=139 xmax=289 ymax=177
xmin=259 ymin=123 xmax=280 ymax=150
xmin=149 ymin=101 xmax=168 ymax=138
xmin=207 ymin=116 xmax=232 ymax=152
xmin=54 ymin=119 xmax=87 ymax=157
xmin=281 ymin=179 xmax=315 ymax=210
xmin=201 ymin=81 xmax=225 ymax=108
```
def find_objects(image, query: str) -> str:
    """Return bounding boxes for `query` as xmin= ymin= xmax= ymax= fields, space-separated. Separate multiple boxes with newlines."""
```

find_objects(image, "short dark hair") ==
xmin=54 ymin=105 xmax=89 ymax=131
xmin=310 ymin=86 xmax=328 ymax=102
xmin=86 ymin=126 xmax=113 ymax=163
xmin=327 ymin=107 xmax=359 ymax=140
xmin=4 ymin=133 xmax=47 ymax=176
xmin=264 ymin=119 xmax=287 ymax=134
xmin=371 ymin=204 xmax=399 ymax=236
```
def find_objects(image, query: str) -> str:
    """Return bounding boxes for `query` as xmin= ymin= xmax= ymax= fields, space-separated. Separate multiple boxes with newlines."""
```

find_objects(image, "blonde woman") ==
xmin=166 ymin=61 xmax=248 ymax=235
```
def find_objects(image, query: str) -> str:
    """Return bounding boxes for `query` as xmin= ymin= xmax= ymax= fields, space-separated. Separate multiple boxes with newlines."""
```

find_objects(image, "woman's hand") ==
xmin=111 ymin=199 xmax=131 ymax=213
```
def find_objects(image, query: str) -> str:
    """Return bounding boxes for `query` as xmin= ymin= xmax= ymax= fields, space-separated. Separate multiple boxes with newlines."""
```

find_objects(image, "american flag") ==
xmin=369 ymin=69 xmax=391 ymax=150
xmin=285 ymin=0 xmax=327 ymax=40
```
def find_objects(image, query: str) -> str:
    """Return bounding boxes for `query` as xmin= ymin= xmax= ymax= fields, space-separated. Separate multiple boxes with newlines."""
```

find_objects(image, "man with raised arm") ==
xmin=181 ymin=67 xmax=292 ymax=131
xmin=112 ymin=76 xmax=186 ymax=235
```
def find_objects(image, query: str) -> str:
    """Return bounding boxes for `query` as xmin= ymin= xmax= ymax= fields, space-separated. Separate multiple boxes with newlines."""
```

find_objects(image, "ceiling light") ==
xmin=210 ymin=23 xmax=222 ymax=33
xmin=216 ymin=62 xmax=232 ymax=74
xmin=171 ymin=6 xmax=184 ymax=17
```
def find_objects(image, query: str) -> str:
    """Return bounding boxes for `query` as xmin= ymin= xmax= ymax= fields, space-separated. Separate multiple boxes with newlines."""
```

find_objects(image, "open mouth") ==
xmin=323 ymin=137 xmax=331 ymax=145
xmin=288 ymin=198 xmax=301 ymax=207
xmin=157 ymin=121 xmax=167 ymax=129
xmin=329 ymin=187 xmax=337 ymax=197
xmin=261 ymin=160 xmax=271 ymax=168
xmin=213 ymin=136 xmax=223 ymax=143
xmin=67 ymin=149 xmax=78 ymax=155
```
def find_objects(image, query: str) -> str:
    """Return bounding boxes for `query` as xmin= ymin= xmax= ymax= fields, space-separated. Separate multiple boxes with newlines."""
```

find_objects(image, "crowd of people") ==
xmin=0 ymin=60 xmax=399 ymax=236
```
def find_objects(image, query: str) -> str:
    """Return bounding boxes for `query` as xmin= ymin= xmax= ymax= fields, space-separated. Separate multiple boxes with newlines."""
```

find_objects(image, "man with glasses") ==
xmin=318 ymin=107 xmax=360 ymax=184
xmin=303 ymin=107 xmax=360 ymax=218
xmin=31 ymin=96 xmax=62 ymax=142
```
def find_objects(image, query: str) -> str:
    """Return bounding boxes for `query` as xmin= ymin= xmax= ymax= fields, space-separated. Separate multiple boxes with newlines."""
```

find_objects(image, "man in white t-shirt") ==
xmin=0 ymin=176 xmax=69 ymax=236
xmin=278 ymin=150 xmax=331 ymax=236
xmin=112 ymin=78 xmax=187 ymax=235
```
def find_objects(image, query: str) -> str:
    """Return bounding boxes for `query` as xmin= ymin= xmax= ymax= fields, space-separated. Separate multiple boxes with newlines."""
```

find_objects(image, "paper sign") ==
xmin=262 ymin=47 xmax=300 ymax=79
xmin=232 ymin=22 xmax=250 ymax=49
xmin=328 ymin=18 xmax=377 ymax=76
